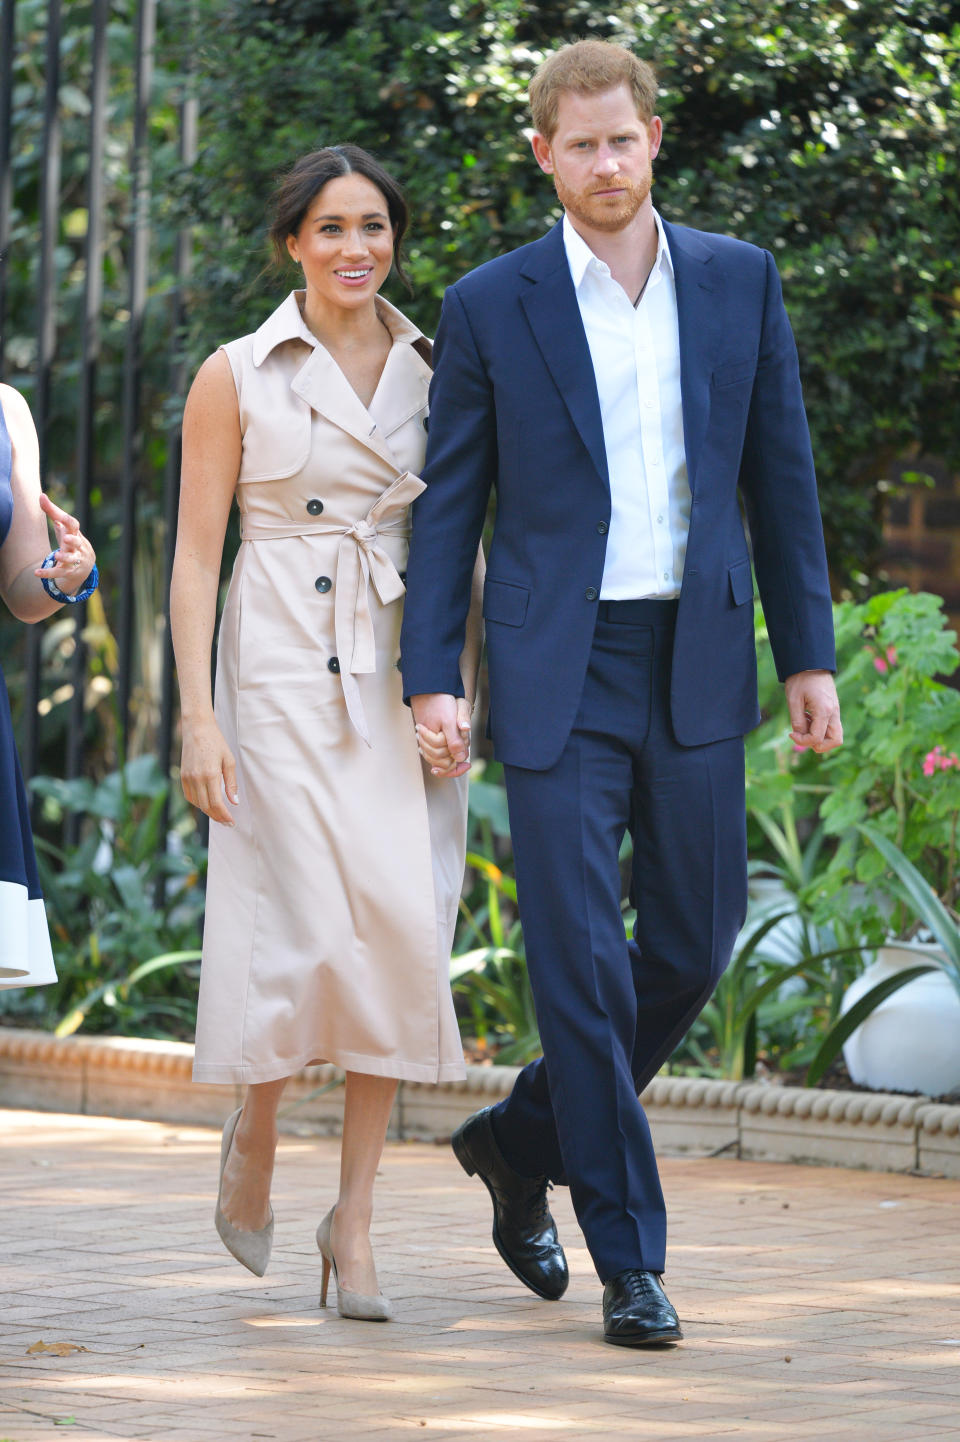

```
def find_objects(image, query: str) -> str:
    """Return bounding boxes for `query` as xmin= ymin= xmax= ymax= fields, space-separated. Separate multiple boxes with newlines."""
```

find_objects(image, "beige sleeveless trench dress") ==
xmin=192 ymin=292 xmax=476 ymax=1085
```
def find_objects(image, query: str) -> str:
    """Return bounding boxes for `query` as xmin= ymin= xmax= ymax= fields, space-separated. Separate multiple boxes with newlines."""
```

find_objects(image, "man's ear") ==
xmin=648 ymin=116 xmax=663 ymax=162
xmin=530 ymin=131 xmax=554 ymax=176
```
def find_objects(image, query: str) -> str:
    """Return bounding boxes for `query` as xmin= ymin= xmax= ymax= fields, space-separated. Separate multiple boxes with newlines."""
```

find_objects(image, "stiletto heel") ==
xmin=316 ymin=1205 xmax=393 ymax=1322
xmin=214 ymin=1107 xmax=274 ymax=1277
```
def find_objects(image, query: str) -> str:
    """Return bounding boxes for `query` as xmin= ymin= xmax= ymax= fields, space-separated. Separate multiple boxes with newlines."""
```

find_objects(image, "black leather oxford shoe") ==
xmin=451 ymin=1107 xmax=569 ymax=1300
xmin=602 ymin=1269 xmax=683 ymax=1347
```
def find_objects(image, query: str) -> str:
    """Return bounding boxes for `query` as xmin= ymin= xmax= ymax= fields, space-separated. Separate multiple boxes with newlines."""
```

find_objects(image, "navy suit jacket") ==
xmin=401 ymin=218 xmax=836 ymax=771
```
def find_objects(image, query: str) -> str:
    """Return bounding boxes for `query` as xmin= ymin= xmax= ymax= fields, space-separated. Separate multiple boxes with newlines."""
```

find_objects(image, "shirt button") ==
xmin=596 ymin=522 xmax=608 ymax=535
xmin=314 ymin=576 xmax=332 ymax=593
xmin=585 ymin=587 xmax=599 ymax=602
xmin=328 ymin=657 xmax=340 ymax=674
xmin=306 ymin=499 xmax=324 ymax=516
xmin=650 ymin=455 xmax=662 ymax=466
xmin=663 ymin=572 xmax=670 ymax=581
xmin=656 ymin=515 xmax=664 ymax=525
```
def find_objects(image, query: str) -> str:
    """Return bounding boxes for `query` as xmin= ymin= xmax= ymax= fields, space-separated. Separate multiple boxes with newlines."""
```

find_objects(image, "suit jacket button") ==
xmin=328 ymin=656 xmax=340 ymax=673
xmin=585 ymin=587 xmax=599 ymax=602
xmin=314 ymin=576 xmax=332 ymax=593
xmin=306 ymin=498 xmax=324 ymax=515
xmin=596 ymin=521 xmax=608 ymax=535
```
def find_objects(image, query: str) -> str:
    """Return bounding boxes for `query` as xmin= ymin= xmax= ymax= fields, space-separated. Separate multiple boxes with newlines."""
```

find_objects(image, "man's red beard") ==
xmin=553 ymin=164 xmax=653 ymax=233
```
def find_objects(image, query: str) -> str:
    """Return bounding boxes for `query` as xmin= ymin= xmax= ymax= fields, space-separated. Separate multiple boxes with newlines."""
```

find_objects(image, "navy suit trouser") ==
xmin=490 ymin=599 xmax=748 ymax=1282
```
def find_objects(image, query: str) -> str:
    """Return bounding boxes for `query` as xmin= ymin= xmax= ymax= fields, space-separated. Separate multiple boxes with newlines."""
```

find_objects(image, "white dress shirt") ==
xmin=563 ymin=211 xmax=691 ymax=599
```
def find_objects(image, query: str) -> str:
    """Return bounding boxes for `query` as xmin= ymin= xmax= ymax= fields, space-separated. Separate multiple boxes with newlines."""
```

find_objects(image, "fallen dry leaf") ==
xmin=26 ymin=1340 xmax=90 ymax=1357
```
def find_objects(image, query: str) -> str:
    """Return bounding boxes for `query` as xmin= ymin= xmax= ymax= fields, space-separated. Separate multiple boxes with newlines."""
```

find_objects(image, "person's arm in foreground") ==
xmin=0 ymin=385 xmax=96 ymax=621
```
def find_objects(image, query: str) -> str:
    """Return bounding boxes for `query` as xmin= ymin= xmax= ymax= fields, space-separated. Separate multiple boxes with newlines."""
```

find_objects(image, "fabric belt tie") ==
xmin=240 ymin=469 xmax=427 ymax=744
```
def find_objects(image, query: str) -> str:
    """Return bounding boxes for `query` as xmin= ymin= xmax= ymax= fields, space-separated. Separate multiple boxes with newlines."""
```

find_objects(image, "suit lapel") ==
xmin=519 ymin=225 xmax=609 ymax=489
xmin=663 ymin=219 xmax=719 ymax=494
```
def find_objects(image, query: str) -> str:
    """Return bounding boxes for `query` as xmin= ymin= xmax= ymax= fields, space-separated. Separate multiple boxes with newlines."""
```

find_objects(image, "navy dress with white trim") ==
xmin=0 ymin=395 xmax=56 ymax=987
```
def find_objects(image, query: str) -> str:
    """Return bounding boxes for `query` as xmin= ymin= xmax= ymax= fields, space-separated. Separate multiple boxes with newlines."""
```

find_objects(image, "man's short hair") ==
xmin=529 ymin=39 xmax=658 ymax=141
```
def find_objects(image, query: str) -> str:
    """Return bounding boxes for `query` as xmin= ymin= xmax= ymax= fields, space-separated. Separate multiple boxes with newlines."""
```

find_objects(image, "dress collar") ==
xmin=251 ymin=290 xmax=425 ymax=367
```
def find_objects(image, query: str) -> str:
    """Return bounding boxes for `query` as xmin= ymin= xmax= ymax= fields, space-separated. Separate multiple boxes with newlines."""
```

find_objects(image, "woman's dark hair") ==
xmin=269 ymin=144 xmax=412 ymax=292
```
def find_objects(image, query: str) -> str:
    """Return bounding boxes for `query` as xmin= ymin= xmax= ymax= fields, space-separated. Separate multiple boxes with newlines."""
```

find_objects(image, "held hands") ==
xmin=412 ymin=693 xmax=473 ymax=779
xmin=785 ymin=669 xmax=843 ymax=754
xmin=180 ymin=718 xmax=240 ymax=825
xmin=33 ymin=494 xmax=96 ymax=595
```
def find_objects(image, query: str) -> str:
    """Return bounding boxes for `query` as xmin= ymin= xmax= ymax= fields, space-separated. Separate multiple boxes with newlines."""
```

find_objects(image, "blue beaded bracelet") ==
xmin=39 ymin=551 xmax=100 ymax=604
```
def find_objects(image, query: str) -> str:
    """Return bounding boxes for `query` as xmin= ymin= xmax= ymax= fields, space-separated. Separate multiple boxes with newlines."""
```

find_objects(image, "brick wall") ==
xmin=882 ymin=455 xmax=960 ymax=641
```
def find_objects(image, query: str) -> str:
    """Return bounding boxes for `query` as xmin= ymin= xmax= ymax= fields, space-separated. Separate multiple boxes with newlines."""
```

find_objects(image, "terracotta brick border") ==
xmin=1 ymin=1027 xmax=958 ymax=1177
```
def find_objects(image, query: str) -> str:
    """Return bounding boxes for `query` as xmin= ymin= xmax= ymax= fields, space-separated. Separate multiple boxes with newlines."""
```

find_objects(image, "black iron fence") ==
xmin=0 ymin=0 xmax=197 ymax=844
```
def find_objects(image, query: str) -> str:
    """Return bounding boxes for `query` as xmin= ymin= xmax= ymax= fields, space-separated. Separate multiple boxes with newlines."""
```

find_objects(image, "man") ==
xmin=401 ymin=39 xmax=842 ymax=1347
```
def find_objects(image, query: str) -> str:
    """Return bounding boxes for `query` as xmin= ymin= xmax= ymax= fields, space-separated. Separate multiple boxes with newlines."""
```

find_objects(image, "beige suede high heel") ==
xmin=214 ymin=1107 xmax=274 ymax=1277
xmin=316 ymin=1206 xmax=393 ymax=1322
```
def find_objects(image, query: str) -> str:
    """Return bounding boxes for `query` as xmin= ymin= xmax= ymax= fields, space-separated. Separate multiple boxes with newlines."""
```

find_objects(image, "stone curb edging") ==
xmin=1 ymin=1028 xmax=958 ymax=1177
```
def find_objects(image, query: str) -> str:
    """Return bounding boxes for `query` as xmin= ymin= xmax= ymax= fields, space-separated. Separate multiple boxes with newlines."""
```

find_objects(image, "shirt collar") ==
xmin=562 ymin=209 xmax=674 ymax=293
xmin=251 ymin=290 xmax=425 ymax=367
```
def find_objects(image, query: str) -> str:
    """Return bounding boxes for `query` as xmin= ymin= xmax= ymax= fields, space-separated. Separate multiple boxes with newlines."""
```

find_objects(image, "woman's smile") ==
xmin=334 ymin=265 xmax=375 ymax=286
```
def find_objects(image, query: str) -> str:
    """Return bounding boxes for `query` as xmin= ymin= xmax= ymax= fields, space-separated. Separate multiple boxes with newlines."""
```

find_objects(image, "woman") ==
xmin=171 ymin=145 xmax=481 ymax=1322
xmin=0 ymin=383 xmax=98 ymax=988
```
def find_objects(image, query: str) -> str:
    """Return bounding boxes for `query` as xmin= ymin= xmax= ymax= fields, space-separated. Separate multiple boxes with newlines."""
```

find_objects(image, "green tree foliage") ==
xmin=162 ymin=0 xmax=960 ymax=582
xmin=4 ymin=1 xmax=958 ymax=587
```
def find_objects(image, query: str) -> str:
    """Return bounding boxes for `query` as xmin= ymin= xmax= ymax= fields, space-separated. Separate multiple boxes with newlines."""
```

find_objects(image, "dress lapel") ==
xmin=519 ymin=224 xmax=609 ymax=489
xmin=253 ymin=291 xmax=428 ymax=472
xmin=289 ymin=344 xmax=401 ymax=469
xmin=367 ymin=339 xmax=431 ymax=440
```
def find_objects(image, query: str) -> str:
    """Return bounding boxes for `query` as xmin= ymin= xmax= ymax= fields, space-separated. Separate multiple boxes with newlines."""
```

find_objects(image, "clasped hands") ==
xmin=411 ymin=671 xmax=843 ymax=780
xmin=411 ymin=693 xmax=473 ymax=779
xmin=186 ymin=670 xmax=839 ymax=828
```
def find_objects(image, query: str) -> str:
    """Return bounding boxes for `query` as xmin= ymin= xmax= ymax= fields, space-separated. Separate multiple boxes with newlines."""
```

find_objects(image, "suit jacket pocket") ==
xmin=729 ymin=559 xmax=754 ymax=606
xmin=483 ymin=578 xmax=529 ymax=627
xmin=711 ymin=359 xmax=756 ymax=390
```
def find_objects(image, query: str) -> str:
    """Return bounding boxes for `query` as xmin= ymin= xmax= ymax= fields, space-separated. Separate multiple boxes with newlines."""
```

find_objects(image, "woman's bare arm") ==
xmin=170 ymin=350 xmax=242 ymax=825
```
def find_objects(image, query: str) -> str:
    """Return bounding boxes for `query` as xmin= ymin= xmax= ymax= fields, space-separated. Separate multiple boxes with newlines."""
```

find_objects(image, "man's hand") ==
xmin=411 ymin=692 xmax=471 ymax=779
xmin=784 ymin=670 xmax=843 ymax=754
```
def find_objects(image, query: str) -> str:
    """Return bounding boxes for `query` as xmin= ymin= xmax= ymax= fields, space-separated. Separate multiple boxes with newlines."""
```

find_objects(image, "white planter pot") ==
xmin=841 ymin=942 xmax=960 ymax=1098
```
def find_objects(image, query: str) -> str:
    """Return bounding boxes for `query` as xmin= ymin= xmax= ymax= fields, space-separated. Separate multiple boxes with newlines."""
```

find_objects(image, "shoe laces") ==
xmin=620 ymin=1269 xmax=660 ymax=1303
xmin=527 ymin=1177 xmax=553 ymax=1228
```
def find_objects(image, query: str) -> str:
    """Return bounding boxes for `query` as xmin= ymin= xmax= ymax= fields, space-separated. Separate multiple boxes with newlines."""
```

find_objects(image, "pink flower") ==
xmin=923 ymin=746 xmax=960 ymax=777
xmin=872 ymin=645 xmax=898 ymax=675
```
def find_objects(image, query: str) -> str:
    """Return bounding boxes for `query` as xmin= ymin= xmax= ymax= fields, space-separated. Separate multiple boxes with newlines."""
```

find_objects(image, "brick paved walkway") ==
xmin=2 ymin=1110 xmax=959 ymax=1442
